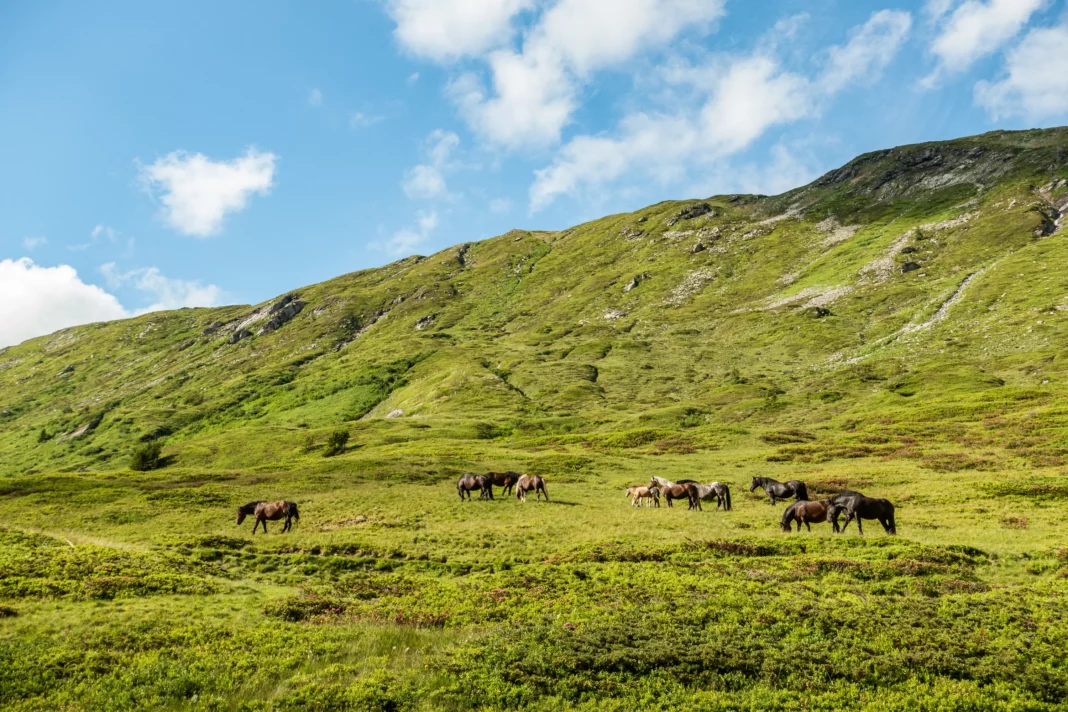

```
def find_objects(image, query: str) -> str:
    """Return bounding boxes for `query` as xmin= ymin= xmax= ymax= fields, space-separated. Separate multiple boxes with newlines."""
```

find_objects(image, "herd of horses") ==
xmin=234 ymin=475 xmax=895 ymax=537
xmin=623 ymin=475 xmax=895 ymax=535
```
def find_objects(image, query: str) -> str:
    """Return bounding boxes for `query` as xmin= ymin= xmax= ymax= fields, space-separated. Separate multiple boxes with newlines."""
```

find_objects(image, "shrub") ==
xmin=37 ymin=428 xmax=50 ymax=443
xmin=129 ymin=442 xmax=163 ymax=471
xmin=323 ymin=429 xmax=350 ymax=457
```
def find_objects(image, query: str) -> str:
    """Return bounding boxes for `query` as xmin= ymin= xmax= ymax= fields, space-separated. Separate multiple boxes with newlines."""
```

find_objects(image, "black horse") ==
xmin=826 ymin=490 xmax=865 ymax=533
xmin=750 ymin=477 xmax=809 ymax=504
xmin=837 ymin=495 xmax=896 ymax=535
xmin=457 ymin=473 xmax=492 ymax=501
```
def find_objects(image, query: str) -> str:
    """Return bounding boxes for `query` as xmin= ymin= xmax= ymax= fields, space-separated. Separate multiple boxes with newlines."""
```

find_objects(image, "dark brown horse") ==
xmin=837 ymin=495 xmax=897 ymax=535
xmin=516 ymin=475 xmax=549 ymax=502
xmin=485 ymin=471 xmax=521 ymax=497
xmin=237 ymin=501 xmax=299 ymax=534
xmin=781 ymin=500 xmax=829 ymax=532
xmin=649 ymin=477 xmax=701 ymax=510
xmin=826 ymin=490 xmax=865 ymax=533
xmin=457 ymin=473 xmax=492 ymax=501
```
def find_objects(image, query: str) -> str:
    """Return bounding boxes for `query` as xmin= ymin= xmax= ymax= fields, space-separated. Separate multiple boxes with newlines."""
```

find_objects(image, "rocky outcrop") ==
xmin=415 ymin=314 xmax=436 ymax=330
xmin=202 ymin=321 xmax=224 ymax=335
xmin=623 ymin=272 xmax=650 ymax=293
xmin=901 ymin=262 xmax=921 ymax=274
xmin=691 ymin=242 xmax=706 ymax=254
xmin=229 ymin=329 xmax=252 ymax=344
xmin=603 ymin=309 xmax=626 ymax=320
xmin=258 ymin=298 xmax=306 ymax=335
xmin=667 ymin=203 xmax=713 ymax=226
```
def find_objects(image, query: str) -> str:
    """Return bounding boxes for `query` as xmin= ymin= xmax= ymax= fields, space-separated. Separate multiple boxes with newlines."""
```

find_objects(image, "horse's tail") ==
xmin=724 ymin=485 xmax=732 ymax=511
xmin=886 ymin=501 xmax=897 ymax=535
xmin=288 ymin=502 xmax=300 ymax=521
xmin=795 ymin=482 xmax=809 ymax=501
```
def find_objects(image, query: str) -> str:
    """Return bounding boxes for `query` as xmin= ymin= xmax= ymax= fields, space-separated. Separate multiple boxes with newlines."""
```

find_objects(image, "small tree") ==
xmin=323 ymin=430 xmax=349 ymax=457
xmin=130 ymin=441 xmax=164 ymax=471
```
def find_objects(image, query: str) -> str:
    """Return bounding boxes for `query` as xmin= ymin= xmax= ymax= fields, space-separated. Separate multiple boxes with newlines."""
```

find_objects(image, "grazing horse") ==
xmin=626 ymin=485 xmax=660 ymax=508
xmin=457 ymin=473 xmax=492 ymax=501
xmin=648 ymin=476 xmax=701 ymax=510
xmin=781 ymin=500 xmax=829 ymax=532
xmin=750 ymin=477 xmax=809 ymax=504
xmin=689 ymin=482 xmax=732 ymax=511
xmin=838 ymin=496 xmax=896 ymax=535
xmin=826 ymin=490 xmax=865 ymax=533
xmin=485 ymin=471 xmax=521 ymax=497
xmin=516 ymin=475 xmax=549 ymax=502
xmin=237 ymin=501 xmax=299 ymax=534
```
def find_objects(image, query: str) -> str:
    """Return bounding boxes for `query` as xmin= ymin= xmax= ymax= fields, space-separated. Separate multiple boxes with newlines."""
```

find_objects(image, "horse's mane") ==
xmin=238 ymin=501 xmax=265 ymax=514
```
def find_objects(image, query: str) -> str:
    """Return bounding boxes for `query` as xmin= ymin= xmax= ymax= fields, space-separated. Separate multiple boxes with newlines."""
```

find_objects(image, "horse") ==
xmin=485 ymin=471 xmax=521 ymax=497
xmin=780 ymin=500 xmax=829 ymax=532
xmin=826 ymin=490 xmax=865 ymax=533
xmin=516 ymin=475 xmax=549 ymax=502
xmin=457 ymin=473 xmax=492 ymax=501
xmin=626 ymin=485 xmax=660 ymax=508
xmin=837 ymin=496 xmax=896 ymax=535
xmin=237 ymin=501 xmax=299 ymax=534
xmin=648 ymin=476 xmax=700 ymax=510
xmin=689 ymin=482 xmax=732 ymax=511
xmin=750 ymin=477 xmax=809 ymax=504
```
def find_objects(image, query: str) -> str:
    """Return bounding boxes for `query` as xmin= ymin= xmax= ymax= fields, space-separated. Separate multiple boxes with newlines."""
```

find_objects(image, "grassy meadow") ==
xmin=3 ymin=128 xmax=1068 ymax=709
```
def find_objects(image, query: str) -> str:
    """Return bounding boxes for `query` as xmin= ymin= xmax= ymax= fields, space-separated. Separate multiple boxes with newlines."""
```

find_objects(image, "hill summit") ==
xmin=2 ymin=127 xmax=1067 ymax=475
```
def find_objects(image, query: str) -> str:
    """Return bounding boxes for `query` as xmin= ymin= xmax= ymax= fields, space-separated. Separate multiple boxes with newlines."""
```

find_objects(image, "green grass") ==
xmin=3 ymin=127 xmax=1068 ymax=709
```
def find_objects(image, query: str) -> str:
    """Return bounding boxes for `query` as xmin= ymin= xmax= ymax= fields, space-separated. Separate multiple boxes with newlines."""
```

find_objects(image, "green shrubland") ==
xmin=3 ymin=128 xmax=1068 ymax=709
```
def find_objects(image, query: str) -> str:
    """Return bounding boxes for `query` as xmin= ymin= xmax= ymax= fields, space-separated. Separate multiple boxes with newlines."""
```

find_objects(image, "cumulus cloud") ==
xmin=402 ymin=130 xmax=460 ymax=200
xmin=379 ymin=211 xmax=439 ymax=257
xmin=387 ymin=0 xmax=535 ymax=61
xmin=100 ymin=263 xmax=224 ymax=315
xmin=975 ymin=21 xmax=1068 ymax=120
xmin=0 ymin=258 xmax=126 ymax=348
xmin=530 ymin=9 xmax=911 ymax=211
xmin=924 ymin=0 xmax=1046 ymax=83
xmin=139 ymin=148 xmax=277 ymax=237
xmin=441 ymin=0 xmax=726 ymax=148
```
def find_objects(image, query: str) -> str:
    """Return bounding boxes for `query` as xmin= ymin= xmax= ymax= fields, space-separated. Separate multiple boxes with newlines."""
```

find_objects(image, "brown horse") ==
xmin=516 ymin=475 xmax=549 ymax=502
xmin=781 ymin=500 xmax=828 ymax=532
xmin=649 ymin=478 xmax=700 ymax=510
xmin=237 ymin=500 xmax=299 ymax=534
xmin=626 ymin=485 xmax=660 ymax=508
xmin=457 ymin=473 xmax=492 ymax=501
xmin=485 ymin=471 xmax=521 ymax=497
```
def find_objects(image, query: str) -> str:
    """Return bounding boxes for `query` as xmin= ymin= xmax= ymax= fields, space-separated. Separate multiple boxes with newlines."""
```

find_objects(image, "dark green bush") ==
xmin=129 ymin=441 xmax=163 ymax=471
xmin=323 ymin=429 xmax=349 ymax=457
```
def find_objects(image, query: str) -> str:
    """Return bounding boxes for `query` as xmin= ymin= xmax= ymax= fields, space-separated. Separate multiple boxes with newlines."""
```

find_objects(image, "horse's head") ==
xmin=236 ymin=508 xmax=247 ymax=525
xmin=749 ymin=477 xmax=760 ymax=492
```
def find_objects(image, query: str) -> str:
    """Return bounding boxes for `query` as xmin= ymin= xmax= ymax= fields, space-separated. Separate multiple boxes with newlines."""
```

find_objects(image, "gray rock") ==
xmin=229 ymin=329 xmax=252 ymax=344
xmin=269 ymin=294 xmax=297 ymax=314
xmin=808 ymin=307 xmax=832 ymax=318
xmin=900 ymin=246 xmax=918 ymax=254
xmin=415 ymin=314 xmax=436 ymax=330
xmin=258 ymin=300 xmax=306 ymax=335
xmin=636 ymin=216 xmax=648 ymax=223
xmin=623 ymin=272 xmax=650 ymax=293
xmin=691 ymin=242 xmax=706 ymax=254
xmin=386 ymin=409 xmax=404 ymax=418
xmin=202 ymin=321 xmax=224 ymax=335
xmin=667 ymin=202 xmax=713 ymax=227
xmin=58 ymin=365 xmax=74 ymax=376
xmin=901 ymin=262 xmax=921 ymax=273
xmin=603 ymin=309 xmax=627 ymax=320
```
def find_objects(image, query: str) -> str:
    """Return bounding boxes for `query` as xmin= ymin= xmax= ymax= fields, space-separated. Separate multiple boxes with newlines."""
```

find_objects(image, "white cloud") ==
xmin=139 ymin=148 xmax=277 ymax=237
xmin=22 ymin=236 xmax=47 ymax=251
xmin=387 ymin=0 xmax=535 ymax=61
xmin=0 ymin=258 xmax=126 ymax=348
xmin=445 ymin=0 xmax=726 ymax=149
xmin=924 ymin=0 xmax=956 ymax=21
xmin=308 ymin=88 xmax=323 ymax=107
xmin=379 ymin=211 xmax=439 ymax=257
xmin=924 ymin=0 xmax=1046 ymax=83
xmin=529 ymin=9 xmax=911 ymax=211
xmin=100 ymin=263 xmax=223 ymax=315
xmin=407 ymin=72 xmax=420 ymax=85
xmin=402 ymin=130 xmax=460 ymax=200
xmin=489 ymin=198 xmax=513 ymax=214
xmin=350 ymin=112 xmax=383 ymax=128
xmin=819 ymin=10 xmax=912 ymax=94
xmin=975 ymin=21 xmax=1068 ymax=119
xmin=91 ymin=224 xmax=118 ymax=242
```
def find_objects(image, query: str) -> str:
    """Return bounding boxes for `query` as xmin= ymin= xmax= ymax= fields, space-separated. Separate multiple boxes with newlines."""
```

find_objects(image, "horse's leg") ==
xmin=251 ymin=519 xmax=259 ymax=535
xmin=855 ymin=517 xmax=864 ymax=536
xmin=804 ymin=520 xmax=811 ymax=532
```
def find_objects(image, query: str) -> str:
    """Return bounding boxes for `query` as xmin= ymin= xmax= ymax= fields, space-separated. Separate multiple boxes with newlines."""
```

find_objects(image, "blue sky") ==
xmin=1 ymin=0 xmax=1066 ymax=347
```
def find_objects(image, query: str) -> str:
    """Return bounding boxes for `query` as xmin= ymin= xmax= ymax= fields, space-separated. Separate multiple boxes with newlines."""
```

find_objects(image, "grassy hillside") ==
xmin=2 ymin=127 xmax=1068 ymax=710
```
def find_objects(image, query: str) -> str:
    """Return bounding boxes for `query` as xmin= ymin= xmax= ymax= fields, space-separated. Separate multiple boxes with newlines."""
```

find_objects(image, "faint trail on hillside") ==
xmin=825 ymin=264 xmax=993 ymax=368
